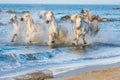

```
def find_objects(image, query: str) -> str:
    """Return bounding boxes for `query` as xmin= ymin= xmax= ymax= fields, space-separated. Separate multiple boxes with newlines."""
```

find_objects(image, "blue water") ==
xmin=0 ymin=4 xmax=120 ymax=79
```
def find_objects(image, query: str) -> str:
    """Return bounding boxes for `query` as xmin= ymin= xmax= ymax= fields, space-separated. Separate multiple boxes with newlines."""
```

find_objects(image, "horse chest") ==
xmin=13 ymin=23 xmax=20 ymax=32
xmin=49 ymin=26 xmax=57 ymax=34
xmin=26 ymin=24 xmax=35 ymax=32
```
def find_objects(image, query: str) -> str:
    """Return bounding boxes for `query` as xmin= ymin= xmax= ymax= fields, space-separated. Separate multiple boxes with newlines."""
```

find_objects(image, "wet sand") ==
xmin=47 ymin=62 xmax=120 ymax=80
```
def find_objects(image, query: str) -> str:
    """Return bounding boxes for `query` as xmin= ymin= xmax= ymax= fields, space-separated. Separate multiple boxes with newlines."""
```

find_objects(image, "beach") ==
xmin=47 ymin=62 xmax=120 ymax=80
xmin=12 ymin=62 xmax=120 ymax=80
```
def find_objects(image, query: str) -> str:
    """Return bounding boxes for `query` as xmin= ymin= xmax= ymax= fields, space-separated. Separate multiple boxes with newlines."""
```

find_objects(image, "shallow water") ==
xmin=0 ymin=4 xmax=120 ymax=79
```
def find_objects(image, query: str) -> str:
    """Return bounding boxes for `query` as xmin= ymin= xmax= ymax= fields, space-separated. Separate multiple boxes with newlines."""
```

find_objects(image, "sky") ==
xmin=0 ymin=0 xmax=120 ymax=4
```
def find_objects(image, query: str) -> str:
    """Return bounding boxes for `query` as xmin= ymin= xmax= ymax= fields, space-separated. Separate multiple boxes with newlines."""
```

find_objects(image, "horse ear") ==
xmin=44 ymin=11 xmax=53 ymax=16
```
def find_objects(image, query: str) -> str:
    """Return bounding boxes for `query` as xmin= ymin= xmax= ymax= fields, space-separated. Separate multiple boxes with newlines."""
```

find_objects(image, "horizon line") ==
xmin=0 ymin=3 xmax=120 ymax=5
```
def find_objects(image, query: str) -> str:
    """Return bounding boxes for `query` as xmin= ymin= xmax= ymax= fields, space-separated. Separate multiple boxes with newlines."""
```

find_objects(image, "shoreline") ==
xmin=47 ymin=62 xmax=120 ymax=80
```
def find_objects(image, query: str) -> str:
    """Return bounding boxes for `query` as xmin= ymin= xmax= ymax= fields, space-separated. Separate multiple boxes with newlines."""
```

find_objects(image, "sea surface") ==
xmin=0 ymin=4 xmax=120 ymax=79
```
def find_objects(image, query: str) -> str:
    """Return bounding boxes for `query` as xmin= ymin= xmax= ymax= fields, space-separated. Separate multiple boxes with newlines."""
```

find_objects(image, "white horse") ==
xmin=10 ymin=14 xmax=22 ymax=42
xmin=71 ymin=14 xmax=86 ymax=46
xmin=81 ymin=9 xmax=100 ymax=35
xmin=45 ymin=10 xmax=69 ymax=45
xmin=70 ymin=14 xmax=100 ymax=46
xmin=21 ymin=13 xmax=43 ymax=44
xmin=21 ymin=13 xmax=37 ymax=35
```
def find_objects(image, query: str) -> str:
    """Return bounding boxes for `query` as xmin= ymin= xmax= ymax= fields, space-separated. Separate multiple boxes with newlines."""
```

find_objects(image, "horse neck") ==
xmin=25 ymin=18 xmax=37 ymax=33
xmin=26 ymin=19 xmax=33 ymax=28
xmin=50 ymin=17 xmax=57 ymax=28
xmin=12 ymin=19 xmax=20 ymax=27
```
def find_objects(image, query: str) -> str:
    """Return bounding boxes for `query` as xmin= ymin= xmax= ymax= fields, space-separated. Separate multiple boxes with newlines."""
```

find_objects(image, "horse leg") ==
xmin=48 ymin=34 xmax=55 ymax=46
xmin=94 ymin=25 xmax=100 ymax=34
xmin=11 ymin=34 xmax=17 ymax=42
xmin=48 ymin=35 xmax=52 ymax=45
xmin=72 ymin=34 xmax=79 ymax=46
xmin=82 ymin=34 xmax=87 ymax=45
xmin=81 ymin=27 xmax=87 ymax=45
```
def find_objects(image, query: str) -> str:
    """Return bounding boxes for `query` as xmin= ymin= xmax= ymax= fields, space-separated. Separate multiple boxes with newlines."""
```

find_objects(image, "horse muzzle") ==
xmin=70 ymin=20 xmax=74 ymax=23
xmin=46 ymin=20 xmax=50 ymax=24
xmin=20 ymin=18 xmax=24 ymax=21
xmin=10 ymin=18 xmax=14 ymax=22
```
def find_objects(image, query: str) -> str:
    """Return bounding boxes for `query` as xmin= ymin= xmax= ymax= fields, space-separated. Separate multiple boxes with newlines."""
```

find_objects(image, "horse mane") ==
xmin=91 ymin=15 xmax=100 ymax=22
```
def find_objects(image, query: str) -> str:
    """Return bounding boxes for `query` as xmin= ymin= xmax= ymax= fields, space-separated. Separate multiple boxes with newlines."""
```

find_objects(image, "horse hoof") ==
xmin=84 ymin=41 xmax=87 ymax=44
xmin=82 ymin=45 xmax=86 ymax=49
xmin=72 ymin=43 xmax=78 ymax=46
xmin=51 ymin=41 xmax=55 ymax=43
xmin=72 ymin=43 xmax=75 ymax=46
xmin=29 ymin=41 xmax=32 ymax=44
